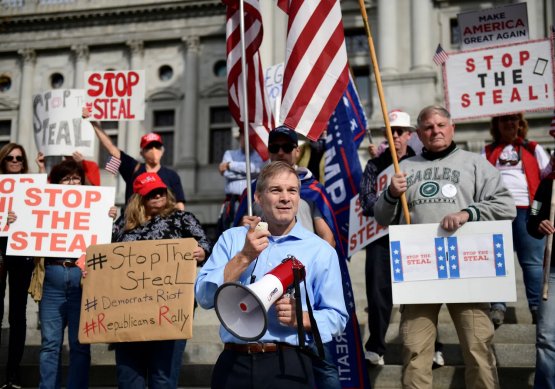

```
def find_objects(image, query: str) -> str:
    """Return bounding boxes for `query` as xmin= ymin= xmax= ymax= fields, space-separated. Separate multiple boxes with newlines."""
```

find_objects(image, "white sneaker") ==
xmin=433 ymin=350 xmax=445 ymax=367
xmin=364 ymin=350 xmax=385 ymax=366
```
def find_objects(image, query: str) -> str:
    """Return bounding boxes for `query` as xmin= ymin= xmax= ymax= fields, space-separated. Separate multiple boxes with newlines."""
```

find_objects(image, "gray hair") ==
xmin=417 ymin=105 xmax=452 ymax=128
xmin=256 ymin=161 xmax=299 ymax=194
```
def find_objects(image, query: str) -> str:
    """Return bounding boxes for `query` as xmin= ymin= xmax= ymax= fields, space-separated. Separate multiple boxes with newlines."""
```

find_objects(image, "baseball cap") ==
xmin=140 ymin=133 xmax=163 ymax=149
xmin=268 ymin=125 xmax=298 ymax=145
xmin=133 ymin=172 xmax=167 ymax=197
xmin=382 ymin=110 xmax=415 ymax=131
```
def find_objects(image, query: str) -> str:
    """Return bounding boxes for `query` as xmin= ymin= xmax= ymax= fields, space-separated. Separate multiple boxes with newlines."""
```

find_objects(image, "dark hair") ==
xmin=48 ymin=160 xmax=85 ymax=185
xmin=490 ymin=113 xmax=528 ymax=142
xmin=0 ymin=143 xmax=29 ymax=174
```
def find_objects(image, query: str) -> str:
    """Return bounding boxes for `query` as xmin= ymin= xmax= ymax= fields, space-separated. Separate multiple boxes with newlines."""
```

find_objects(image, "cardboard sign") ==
xmin=7 ymin=183 xmax=115 ymax=258
xmin=347 ymin=166 xmax=392 ymax=256
xmin=444 ymin=39 xmax=555 ymax=120
xmin=79 ymin=239 xmax=197 ymax=344
xmin=458 ymin=3 xmax=529 ymax=49
xmin=389 ymin=220 xmax=516 ymax=304
xmin=0 ymin=174 xmax=47 ymax=236
xmin=84 ymin=70 xmax=145 ymax=121
xmin=32 ymin=89 xmax=95 ymax=157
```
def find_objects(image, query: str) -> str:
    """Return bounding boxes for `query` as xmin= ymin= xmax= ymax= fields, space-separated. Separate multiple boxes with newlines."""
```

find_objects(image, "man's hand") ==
xmin=440 ymin=211 xmax=470 ymax=232
xmin=71 ymin=151 xmax=84 ymax=163
xmin=388 ymin=172 xmax=407 ymax=198
xmin=239 ymin=217 xmax=270 ymax=261
xmin=275 ymin=296 xmax=297 ymax=327
xmin=218 ymin=161 xmax=230 ymax=175
xmin=538 ymin=220 xmax=555 ymax=236
xmin=35 ymin=152 xmax=46 ymax=173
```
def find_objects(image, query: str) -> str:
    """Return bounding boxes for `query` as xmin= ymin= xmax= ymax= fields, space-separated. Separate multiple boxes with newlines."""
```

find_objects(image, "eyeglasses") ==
xmin=391 ymin=128 xmax=408 ymax=136
xmin=4 ymin=155 xmax=23 ymax=163
xmin=60 ymin=176 xmax=82 ymax=184
xmin=268 ymin=143 xmax=295 ymax=154
xmin=145 ymin=188 xmax=167 ymax=199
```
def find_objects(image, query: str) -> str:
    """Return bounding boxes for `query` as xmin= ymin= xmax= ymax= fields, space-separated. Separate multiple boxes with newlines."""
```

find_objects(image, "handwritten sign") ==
xmin=84 ymin=70 xmax=145 ymax=121
xmin=265 ymin=63 xmax=284 ymax=121
xmin=458 ymin=3 xmax=529 ymax=49
xmin=78 ymin=239 xmax=197 ymax=343
xmin=444 ymin=39 xmax=555 ymax=120
xmin=347 ymin=166 xmax=392 ymax=256
xmin=389 ymin=220 xmax=516 ymax=304
xmin=0 ymin=174 xmax=47 ymax=236
xmin=7 ymin=183 xmax=115 ymax=258
xmin=32 ymin=89 xmax=95 ymax=157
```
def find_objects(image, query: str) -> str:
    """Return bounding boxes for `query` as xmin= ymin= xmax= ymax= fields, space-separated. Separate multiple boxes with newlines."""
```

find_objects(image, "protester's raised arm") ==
xmin=82 ymin=107 xmax=121 ymax=159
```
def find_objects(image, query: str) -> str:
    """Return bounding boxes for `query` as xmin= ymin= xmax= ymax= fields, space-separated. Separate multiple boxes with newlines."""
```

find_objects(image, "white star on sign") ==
xmin=437 ymin=246 xmax=443 ymax=252
xmin=439 ymin=265 xmax=445 ymax=270
xmin=451 ymin=264 xmax=457 ymax=270
xmin=497 ymin=262 xmax=504 ymax=268
xmin=451 ymin=255 xmax=456 ymax=260
xmin=394 ymin=259 xmax=400 ymax=264
xmin=450 ymin=245 xmax=456 ymax=251
xmin=496 ymin=243 xmax=501 ymax=248
xmin=395 ymin=268 xmax=401 ymax=273
xmin=393 ymin=250 xmax=399 ymax=255
xmin=497 ymin=252 xmax=502 ymax=258
xmin=438 ymin=256 xmax=444 ymax=261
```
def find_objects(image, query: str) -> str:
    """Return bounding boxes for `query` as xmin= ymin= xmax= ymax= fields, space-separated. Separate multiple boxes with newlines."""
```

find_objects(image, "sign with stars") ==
xmin=389 ymin=220 xmax=516 ymax=304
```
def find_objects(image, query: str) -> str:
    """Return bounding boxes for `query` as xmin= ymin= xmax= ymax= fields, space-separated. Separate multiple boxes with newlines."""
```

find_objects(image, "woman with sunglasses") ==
xmin=111 ymin=172 xmax=211 ymax=389
xmin=484 ymin=113 xmax=551 ymax=327
xmin=0 ymin=143 xmax=36 ymax=389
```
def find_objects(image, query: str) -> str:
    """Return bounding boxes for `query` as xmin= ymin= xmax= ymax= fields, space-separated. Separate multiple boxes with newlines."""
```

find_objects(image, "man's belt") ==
xmin=224 ymin=342 xmax=295 ymax=354
xmin=45 ymin=259 xmax=77 ymax=268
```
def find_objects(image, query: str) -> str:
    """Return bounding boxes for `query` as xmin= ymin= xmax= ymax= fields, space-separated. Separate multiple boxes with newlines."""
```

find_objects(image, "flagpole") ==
xmin=357 ymin=0 xmax=410 ymax=224
xmin=239 ymin=0 xmax=253 ymax=216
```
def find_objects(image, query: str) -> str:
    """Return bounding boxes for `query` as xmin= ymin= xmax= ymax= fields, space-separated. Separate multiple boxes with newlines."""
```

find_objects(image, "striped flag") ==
xmin=278 ymin=0 xmax=350 ymax=141
xmin=433 ymin=43 xmax=449 ymax=65
xmin=104 ymin=155 xmax=121 ymax=175
xmin=224 ymin=0 xmax=273 ymax=160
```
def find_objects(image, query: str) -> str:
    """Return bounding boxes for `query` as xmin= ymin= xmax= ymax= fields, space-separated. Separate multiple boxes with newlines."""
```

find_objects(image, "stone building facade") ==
xmin=0 ymin=0 xmax=553 ymax=227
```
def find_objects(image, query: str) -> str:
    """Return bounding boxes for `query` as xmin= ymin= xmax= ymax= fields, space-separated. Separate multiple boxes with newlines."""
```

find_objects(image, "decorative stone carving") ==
xmin=71 ymin=44 xmax=89 ymax=61
xmin=18 ymin=48 xmax=36 ymax=64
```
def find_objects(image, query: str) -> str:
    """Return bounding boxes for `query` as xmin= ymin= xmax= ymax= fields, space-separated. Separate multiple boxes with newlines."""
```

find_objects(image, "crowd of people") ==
xmin=0 ymin=104 xmax=553 ymax=389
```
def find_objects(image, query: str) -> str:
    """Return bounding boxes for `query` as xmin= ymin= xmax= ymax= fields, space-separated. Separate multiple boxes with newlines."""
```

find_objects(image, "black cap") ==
xmin=268 ymin=125 xmax=298 ymax=145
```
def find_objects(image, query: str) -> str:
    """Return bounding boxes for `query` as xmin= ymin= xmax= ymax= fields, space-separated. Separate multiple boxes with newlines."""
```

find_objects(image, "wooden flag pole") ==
xmin=238 ymin=0 xmax=253 ymax=216
xmin=357 ymin=0 xmax=410 ymax=224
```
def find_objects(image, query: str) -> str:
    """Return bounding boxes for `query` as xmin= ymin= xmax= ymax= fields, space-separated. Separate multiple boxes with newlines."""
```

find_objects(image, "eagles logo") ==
xmin=419 ymin=182 xmax=440 ymax=197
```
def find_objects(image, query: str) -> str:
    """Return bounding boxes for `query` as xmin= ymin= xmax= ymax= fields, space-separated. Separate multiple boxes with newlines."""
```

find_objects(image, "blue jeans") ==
xmin=115 ymin=339 xmax=182 ymax=388
xmin=310 ymin=342 xmax=340 ymax=389
xmin=514 ymin=208 xmax=545 ymax=311
xmin=535 ymin=268 xmax=555 ymax=389
xmin=39 ymin=265 xmax=90 ymax=389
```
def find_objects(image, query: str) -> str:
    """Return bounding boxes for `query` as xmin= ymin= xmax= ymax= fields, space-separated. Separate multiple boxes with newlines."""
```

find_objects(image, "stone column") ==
xmin=17 ymin=48 xmax=36 ymax=156
xmin=180 ymin=36 xmax=199 ymax=165
xmin=377 ymin=0 xmax=397 ymax=74
xmin=71 ymin=44 xmax=89 ymax=88
xmin=410 ymin=0 xmax=433 ymax=71
xmin=126 ymin=40 xmax=144 ymax=157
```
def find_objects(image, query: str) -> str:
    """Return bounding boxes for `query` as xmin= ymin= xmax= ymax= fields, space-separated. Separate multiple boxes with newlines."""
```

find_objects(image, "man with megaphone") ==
xmin=195 ymin=161 xmax=348 ymax=389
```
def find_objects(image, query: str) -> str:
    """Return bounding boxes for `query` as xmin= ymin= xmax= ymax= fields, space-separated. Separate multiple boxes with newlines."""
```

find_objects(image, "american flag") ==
xmin=277 ymin=0 xmax=349 ymax=141
xmin=224 ymin=0 xmax=273 ymax=160
xmin=104 ymin=155 xmax=121 ymax=175
xmin=433 ymin=43 xmax=449 ymax=65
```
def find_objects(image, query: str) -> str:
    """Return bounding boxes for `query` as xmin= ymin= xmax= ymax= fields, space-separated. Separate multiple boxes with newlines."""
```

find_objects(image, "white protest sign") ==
xmin=7 ymin=184 xmax=115 ymax=258
xmin=458 ymin=3 xmax=528 ymax=49
xmin=32 ymin=89 xmax=95 ymax=157
xmin=347 ymin=166 xmax=392 ymax=256
xmin=0 ymin=174 xmax=47 ymax=236
xmin=389 ymin=220 xmax=516 ymax=304
xmin=264 ymin=63 xmax=284 ymax=123
xmin=84 ymin=70 xmax=145 ymax=121
xmin=444 ymin=39 xmax=554 ymax=120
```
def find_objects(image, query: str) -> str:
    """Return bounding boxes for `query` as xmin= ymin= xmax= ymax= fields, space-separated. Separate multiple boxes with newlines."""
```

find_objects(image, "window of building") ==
xmin=345 ymin=32 xmax=369 ymax=56
xmin=0 ymin=75 xmax=11 ymax=92
xmin=98 ymin=121 xmax=118 ymax=165
xmin=158 ymin=65 xmax=174 ymax=82
xmin=209 ymin=107 xmax=232 ymax=163
xmin=213 ymin=60 xmax=227 ymax=78
xmin=0 ymin=119 xmax=11 ymax=150
xmin=153 ymin=110 xmax=175 ymax=166
xmin=450 ymin=18 xmax=461 ymax=46
xmin=39 ymin=0 xmax=75 ymax=4
xmin=1 ymin=0 xmax=23 ymax=7
xmin=352 ymin=66 xmax=371 ymax=118
xmin=50 ymin=73 xmax=64 ymax=89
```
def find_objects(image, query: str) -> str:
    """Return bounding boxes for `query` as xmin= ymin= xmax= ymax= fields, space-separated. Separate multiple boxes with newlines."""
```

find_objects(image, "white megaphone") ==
xmin=214 ymin=257 xmax=305 ymax=341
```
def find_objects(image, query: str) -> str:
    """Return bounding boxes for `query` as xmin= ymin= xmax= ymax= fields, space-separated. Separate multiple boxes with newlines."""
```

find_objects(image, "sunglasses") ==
xmin=268 ymin=143 xmax=295 ymax=154
xmin=145 ymin=188 xmax=167 ymax=199
xmin=4 ymin=155 xmax=23 ymax=163
xmin=143 ymin=143 xmax=163 ymax=151
xmin=391 ymin=128 xmax=408 ymax=136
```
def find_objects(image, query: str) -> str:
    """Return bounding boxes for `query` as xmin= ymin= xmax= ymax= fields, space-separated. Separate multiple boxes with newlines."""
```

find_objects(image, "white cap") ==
xmin=383 ymin=110 xmax=415 ymax=131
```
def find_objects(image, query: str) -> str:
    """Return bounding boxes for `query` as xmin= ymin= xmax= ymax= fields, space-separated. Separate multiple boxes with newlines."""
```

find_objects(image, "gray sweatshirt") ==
xmin=374 ymin=147 xmax=516 ymax=226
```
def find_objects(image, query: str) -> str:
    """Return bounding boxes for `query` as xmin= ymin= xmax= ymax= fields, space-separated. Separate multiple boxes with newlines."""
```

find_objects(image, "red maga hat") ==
xmin=132 ymin=172 xmax=167 ymax=196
